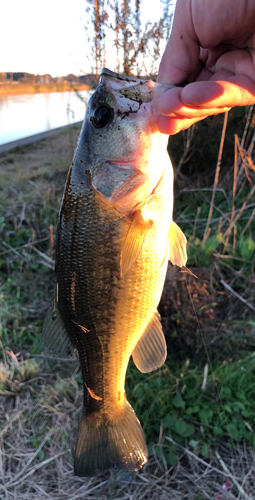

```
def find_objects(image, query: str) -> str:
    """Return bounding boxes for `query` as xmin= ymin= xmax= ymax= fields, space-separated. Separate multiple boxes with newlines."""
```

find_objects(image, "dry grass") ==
xmin=1 ymin=116 xmax=255 ymax=498
xmin=1 ymin=353 xmax=255 ymax=500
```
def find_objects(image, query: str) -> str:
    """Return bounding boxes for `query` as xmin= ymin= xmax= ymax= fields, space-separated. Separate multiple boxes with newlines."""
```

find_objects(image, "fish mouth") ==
xmin=99 ymin=68 xmax=178 ymax=122
xmin=100 ymin=68 xmax=155 ymax=105
xmin=100 ymin=68 xmax=186 ymax=90
xmin=100 ymin=68 xmax=178 ymax=87
xmin=101 ymin=68 xmax=146 ymax=84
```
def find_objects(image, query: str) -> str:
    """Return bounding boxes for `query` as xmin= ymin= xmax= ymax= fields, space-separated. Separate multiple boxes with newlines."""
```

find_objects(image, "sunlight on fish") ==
xmin=42 ymin=67 xmax=188 ymax=477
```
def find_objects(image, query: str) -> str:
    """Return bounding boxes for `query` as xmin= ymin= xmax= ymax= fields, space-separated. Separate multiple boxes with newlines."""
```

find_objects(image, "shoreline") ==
xmin=0 ymin=82 xmax=92 ymax=96
xmin=0 ymin=121 xmax=83 ymax=154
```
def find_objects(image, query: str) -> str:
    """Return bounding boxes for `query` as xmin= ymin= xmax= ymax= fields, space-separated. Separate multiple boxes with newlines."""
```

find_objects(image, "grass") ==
xmin=128 ymin=353 xmax=255 ymax=460
xmin=0 ymin=109 xmax=255 ymax=498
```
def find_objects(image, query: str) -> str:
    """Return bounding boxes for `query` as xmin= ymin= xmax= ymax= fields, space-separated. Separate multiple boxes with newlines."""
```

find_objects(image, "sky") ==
xmin=1 ymin=0 xmax=89 ymax=77
xmin=1 ymin=0 xmax=175 ymax=78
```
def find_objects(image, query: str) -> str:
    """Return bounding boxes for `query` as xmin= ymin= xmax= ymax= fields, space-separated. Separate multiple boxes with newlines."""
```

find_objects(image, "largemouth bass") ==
xmin=43 ymin=68 xmax=187 ymax=476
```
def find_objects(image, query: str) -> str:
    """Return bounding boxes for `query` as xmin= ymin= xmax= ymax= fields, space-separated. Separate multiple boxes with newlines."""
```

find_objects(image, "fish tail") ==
xmin=74 ymin=401 xmax=148 ymax=476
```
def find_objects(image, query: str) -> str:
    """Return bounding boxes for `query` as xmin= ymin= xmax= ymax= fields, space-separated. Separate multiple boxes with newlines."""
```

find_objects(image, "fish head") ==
xmin=74 ymin=69 xmax=174 ymax=214
xmin=85 ymin=69 xmax=159 ymax=158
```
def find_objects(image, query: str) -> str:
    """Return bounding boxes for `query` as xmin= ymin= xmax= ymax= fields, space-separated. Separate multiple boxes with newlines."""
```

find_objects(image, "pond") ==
xmin=0 ymin=90 xmax=90 ymax=146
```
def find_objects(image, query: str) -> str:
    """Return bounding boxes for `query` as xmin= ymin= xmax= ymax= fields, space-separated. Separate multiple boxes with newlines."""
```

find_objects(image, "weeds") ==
xmin=0 ymin=348 xmax=39 ymax=393
xmin=0 ymin=111 xmax=255 ymax=498
xmin=1 ymin=350 xmax=255 ymax=498
xmin=126 ymin=353 xmax=255 ymax=466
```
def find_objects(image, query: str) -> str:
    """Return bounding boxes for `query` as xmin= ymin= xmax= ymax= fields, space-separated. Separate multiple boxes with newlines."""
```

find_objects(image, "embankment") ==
xmin=0 ymin=82 xmax=91 ymax=96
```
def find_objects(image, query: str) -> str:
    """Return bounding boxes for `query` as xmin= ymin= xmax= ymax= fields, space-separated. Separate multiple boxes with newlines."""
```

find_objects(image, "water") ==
xmin=0 ymin=90 xmax=90 ymax=146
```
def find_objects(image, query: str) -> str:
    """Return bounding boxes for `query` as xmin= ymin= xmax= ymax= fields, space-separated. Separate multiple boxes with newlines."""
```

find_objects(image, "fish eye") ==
xmin=90 ymin=104 xmax=113 ymax=129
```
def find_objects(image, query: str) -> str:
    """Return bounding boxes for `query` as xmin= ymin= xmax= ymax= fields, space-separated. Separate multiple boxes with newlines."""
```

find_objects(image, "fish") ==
xmin=42 ymin=68 xmax=187 ymax=476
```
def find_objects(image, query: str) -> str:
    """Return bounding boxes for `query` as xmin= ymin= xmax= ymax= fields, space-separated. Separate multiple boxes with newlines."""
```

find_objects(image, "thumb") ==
xmin=157 ymin=0 xmax=202 ymax=84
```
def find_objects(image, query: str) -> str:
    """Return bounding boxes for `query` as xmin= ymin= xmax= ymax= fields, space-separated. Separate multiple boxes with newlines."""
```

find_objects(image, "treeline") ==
xmin=0 ymin=72 xmax=98 ymax=87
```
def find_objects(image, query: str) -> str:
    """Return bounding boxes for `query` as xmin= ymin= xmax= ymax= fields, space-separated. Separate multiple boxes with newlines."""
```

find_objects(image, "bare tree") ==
xmin=86 ymin=0 xmax=174 ymax=76
xmin=87 ymin=0 xmax=108 ymax=76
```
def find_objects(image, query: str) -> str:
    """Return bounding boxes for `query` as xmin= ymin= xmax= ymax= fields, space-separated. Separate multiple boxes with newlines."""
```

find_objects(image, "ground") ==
xmin=0 ymin=112 xmax=255 ymax=499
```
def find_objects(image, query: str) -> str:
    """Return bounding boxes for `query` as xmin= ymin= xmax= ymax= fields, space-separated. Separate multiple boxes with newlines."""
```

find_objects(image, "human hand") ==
xmin=157 ymin=0 xmax=255 ymax=134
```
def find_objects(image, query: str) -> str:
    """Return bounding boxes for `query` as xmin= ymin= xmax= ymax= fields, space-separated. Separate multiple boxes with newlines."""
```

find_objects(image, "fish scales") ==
xmin=43 ymin=68 xmax=188 ymax=476
xmin=57 ymin=170 xmax=168 ymax=407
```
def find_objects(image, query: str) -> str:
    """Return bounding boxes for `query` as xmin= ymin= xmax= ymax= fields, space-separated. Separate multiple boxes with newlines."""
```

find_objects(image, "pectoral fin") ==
xmin=132 ymin=311 xmax=167 ymax=373
xmin=42 ymin=293 xmax=75 ymax=358
xmin=120 ymin=211 xmax=152 ymax=278
xmin=168 ymin=221 xmax=187 ymax=267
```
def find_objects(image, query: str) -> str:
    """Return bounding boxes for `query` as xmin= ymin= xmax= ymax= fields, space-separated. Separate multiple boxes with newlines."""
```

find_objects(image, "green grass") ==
xmin=126 ymin=353 xmax=255 ymax=466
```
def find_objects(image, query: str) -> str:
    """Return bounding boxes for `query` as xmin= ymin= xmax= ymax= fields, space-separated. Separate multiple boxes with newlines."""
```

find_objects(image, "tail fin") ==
xmin=74 ymin=401 xmax=148 ymax=476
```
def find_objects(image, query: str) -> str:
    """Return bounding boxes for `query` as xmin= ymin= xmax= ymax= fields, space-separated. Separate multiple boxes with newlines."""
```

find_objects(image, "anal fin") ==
xmin=42 ymin=292 xmax=76 ymax=358
xmin=168 ymin=221 xmax=187 ymax=267
xmin=132 ymin=311 xmax=166 ymax=373
xmin=121 ymin=211 xmax=152 ymax=278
